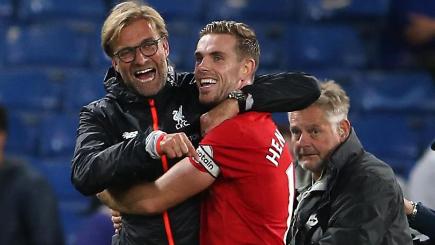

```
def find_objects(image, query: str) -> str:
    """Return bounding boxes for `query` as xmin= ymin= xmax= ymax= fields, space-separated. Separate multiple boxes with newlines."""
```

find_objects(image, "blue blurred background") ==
xmin=0 ymin=0 xmax=434 ymax=244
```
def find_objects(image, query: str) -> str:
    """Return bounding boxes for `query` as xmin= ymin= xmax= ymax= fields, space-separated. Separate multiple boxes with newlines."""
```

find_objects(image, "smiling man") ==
xmin=99 ymin=21 xmax=297 ymax=245
xmin=72 ymin=2 xmax=320 ymax=245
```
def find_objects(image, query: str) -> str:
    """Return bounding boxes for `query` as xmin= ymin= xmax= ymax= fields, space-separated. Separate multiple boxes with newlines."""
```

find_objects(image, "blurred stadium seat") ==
xmin=31 ymin=157 xmax=90 ymax=245
xmin=17 ymin=0 xmax=106 ymax=23
xmin=0 ymin=0 xmax=13 ymax=22
xmin=205 ymin=0 xmax=296 ymax=21
xmin=0 ymin=23 xmax=6 ymax=66
xmin=5 ymin=24 xmax=91 ymax=67
xmin=284 ymin=24 xmax=367 ymax=69
xmin=5 ymin=111 xmax=40 ymax=156
xmin=145 ymin=0 xmax=204 ymax=21
xmin=166 ymin=20 xmax=199 ymax=71
xmin=298 ymin=0 xmax=391 ymax=22
xmin=37 ymin=113 xmax=78 ymax=157
xmin=250 ymin=22 xmax=286 ymax=69
xmin=62 ymin=69 xmax=106 ymax=112
xmin=350 ymin=71 xmax=435 ymax=113
xmin=352 ymin=112 xmax=421 ymax=177
xmin=89 ymin=28 xmax=112 ymax=69
xmin=0 ymin=69 xmax=63 ymax=111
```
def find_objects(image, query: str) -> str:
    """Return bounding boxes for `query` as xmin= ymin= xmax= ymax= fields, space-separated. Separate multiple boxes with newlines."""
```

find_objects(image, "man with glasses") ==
xmin=71 ymin=1 xmax=320 ymax=245
xmin=99 ymin=20 xmax=296 ymax=245
xmin=114 ymin=36 xmax=164 ymax=63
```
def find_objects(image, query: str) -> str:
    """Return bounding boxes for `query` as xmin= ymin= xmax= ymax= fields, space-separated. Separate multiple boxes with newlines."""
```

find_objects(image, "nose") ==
xmin=195 ymin=56 xmax=210 ymax=72
xmin=134 ymin=47 xmax=148 ymax=64
xmin=295 ymin=131 xmax=310 ymax=146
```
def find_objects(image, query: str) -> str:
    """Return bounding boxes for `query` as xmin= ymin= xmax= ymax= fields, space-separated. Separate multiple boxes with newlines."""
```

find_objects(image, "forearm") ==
xmin=72 ymin=124 xmax=163 ymax=195
xmin=97 ymin=184 xmax=163 ymax=215
xmin=98 ymin=158 xmax=213 ymax=215
xmin=243 ymin=72 xmax=320 ymax=112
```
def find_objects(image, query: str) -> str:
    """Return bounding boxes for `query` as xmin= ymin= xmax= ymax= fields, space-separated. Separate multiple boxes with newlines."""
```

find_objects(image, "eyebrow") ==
xmin=116 ymin=37 xmax=157 ymax=51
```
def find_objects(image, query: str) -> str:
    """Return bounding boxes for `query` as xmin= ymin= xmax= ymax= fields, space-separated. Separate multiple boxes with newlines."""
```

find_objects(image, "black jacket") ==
xmin=409 ymin=202 xmax=435 ymax=243
xmin=0 ymin=158 xmax=64 ymax=245
xmin=71 ymin=67 xmax=320 ymax=245
xmin=289 ymin=129 xmax=413 ymax=245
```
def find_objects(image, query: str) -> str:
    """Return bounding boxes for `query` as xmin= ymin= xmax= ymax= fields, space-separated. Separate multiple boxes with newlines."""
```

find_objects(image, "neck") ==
xmin=312 ymin=168 xmax=325 ymax=184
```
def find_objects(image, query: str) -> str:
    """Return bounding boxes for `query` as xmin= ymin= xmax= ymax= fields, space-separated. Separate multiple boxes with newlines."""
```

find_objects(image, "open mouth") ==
xmin=134 ymin=68 xmax=156 ymax=82
xmin=198 ymin=78 xmax=217 ymax=88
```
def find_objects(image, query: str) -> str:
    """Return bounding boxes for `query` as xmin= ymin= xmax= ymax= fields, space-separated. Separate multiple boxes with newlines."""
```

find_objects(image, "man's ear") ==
xmin=242 ymin=58 xmax=255 ymax=76
xmin=162 ymin=37 xmax=170 ymax=57
xmin=338 ymin=119 xmax=351 ymax=140
xmin=112 ymin=59 xmax=119 ymax=73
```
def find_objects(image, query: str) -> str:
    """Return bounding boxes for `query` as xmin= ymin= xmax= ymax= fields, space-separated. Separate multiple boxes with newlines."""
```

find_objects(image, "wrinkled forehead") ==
xmin=289 ymin=106 xmax=329 ymax=127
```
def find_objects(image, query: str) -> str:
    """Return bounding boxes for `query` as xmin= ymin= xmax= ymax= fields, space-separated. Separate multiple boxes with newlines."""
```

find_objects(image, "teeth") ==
xmin=135 ymin=68 xmax=153 ymax=75
xmin=200 ymin=79 xmax=217 ymax=85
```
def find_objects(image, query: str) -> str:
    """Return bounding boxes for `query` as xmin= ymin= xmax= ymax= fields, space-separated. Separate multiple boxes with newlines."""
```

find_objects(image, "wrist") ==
xmin=407 ymin=201 xmax=418 ymax=220
xmin=227 ymin=90 xmax=252 ymax=113
xmin=145 ymin=130 xmax=166 ymax=159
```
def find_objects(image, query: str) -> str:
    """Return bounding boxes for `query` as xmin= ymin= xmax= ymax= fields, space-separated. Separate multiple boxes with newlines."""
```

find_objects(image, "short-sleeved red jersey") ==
xmin=190 ymin=112 xmax=295 ymax=244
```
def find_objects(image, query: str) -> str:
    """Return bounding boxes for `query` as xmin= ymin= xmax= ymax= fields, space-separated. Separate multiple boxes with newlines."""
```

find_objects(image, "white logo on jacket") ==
xmin=306 ymin=213 xmax=319 ymax=228
xmin=122 ymin=131 xmax=138 ymax=139
xmin=172 ymin=105 xmax=190 ymax=130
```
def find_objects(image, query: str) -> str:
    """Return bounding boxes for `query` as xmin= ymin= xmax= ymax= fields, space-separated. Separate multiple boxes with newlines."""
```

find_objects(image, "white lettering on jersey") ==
xmin=196 ymin=145 xmax=220 ymax=178
xmin=266 ymin=129 xmax=286 ymax=166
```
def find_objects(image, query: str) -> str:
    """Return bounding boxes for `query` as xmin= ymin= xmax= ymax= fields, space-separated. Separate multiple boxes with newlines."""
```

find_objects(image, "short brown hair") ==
xmin=200 ymin=21 xmax=260 ymax=71
xmin=101 ymin=1 xmax=168 ymax=57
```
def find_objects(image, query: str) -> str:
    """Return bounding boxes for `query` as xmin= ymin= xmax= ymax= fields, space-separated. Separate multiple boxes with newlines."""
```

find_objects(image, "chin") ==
xmin=299 ymin=160 xmax=319 ymax=173
xmin=199 ymin=97 xmax=218 ymax=108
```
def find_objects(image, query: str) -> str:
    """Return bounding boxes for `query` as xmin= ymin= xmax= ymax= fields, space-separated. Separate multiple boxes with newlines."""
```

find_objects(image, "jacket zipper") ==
xmin=149 ymin=98 xmax=175 ymax=245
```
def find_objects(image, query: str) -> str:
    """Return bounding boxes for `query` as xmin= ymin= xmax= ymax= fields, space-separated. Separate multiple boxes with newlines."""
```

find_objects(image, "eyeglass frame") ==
xmin=113 ymin=36 xmax=165 ymax=63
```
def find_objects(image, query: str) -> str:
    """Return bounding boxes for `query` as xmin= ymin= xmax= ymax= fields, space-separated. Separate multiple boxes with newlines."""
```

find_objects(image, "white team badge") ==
xmin=172 ymin=105 xmax=190 ymax=130
xmin=122 ymin=131 xmax=138 ymax=139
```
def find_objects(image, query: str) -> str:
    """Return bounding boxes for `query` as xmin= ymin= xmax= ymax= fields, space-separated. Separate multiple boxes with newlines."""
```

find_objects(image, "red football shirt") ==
xmin=190 ymin=112 xmax=295 ymax=244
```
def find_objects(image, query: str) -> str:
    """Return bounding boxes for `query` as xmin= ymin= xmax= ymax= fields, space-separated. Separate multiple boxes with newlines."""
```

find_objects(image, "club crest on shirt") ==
xmin=122 ymin=131 xmax=138 ymax=139
xmin=196 ymin=145 xmax=220 ymax=178
xmin=172 ymin=105 xmax=190 ymax=130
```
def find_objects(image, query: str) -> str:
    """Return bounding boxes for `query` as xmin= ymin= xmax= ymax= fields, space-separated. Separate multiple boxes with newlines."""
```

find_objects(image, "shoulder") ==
xmin=338 ymin=152 xmax=400 ymax=197
xmin=5 ymin=160 xmax=50 ymax=188
xmin=173 ymin=72 xmax=195 ymax=87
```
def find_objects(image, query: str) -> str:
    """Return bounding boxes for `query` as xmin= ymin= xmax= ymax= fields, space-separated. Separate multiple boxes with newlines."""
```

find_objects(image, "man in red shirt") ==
xmin=99 ymin=20 xmax=302 ymax=244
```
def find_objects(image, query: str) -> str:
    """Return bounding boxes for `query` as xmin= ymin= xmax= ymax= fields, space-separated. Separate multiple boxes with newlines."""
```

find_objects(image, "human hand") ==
xmin=111 ymin=209 xmax=122 ymax=234
xmin=405 ymin=13 xmax=435 ymax=45
xmin=159 ymin=133 xmax=198 ymax=159
xmin=200 ymin=99 xmax=238 ymax=136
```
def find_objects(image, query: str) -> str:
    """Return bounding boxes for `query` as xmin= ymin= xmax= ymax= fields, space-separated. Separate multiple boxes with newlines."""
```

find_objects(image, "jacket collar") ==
xmin=102 ymin=66 xmax=176 ymax=105
xmin=327 ymin=128 xmax=364 ymax=172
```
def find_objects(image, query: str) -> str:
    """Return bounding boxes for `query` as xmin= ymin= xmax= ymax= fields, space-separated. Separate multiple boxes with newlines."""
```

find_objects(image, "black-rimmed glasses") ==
xmin=114 ymin=36 xmax=164 ymax=63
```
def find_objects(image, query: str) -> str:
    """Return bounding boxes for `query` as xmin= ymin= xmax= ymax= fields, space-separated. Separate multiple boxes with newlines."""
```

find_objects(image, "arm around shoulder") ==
xmin=242 ymin=72 xmax=320 ymax=112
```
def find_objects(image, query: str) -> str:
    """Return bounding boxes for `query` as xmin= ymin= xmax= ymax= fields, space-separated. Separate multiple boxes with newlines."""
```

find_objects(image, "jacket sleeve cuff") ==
xmin=145 ymin=130 xmax=166 ymax=159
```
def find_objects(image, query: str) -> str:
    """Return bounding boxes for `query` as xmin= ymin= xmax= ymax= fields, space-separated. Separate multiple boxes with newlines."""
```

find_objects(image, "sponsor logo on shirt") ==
xmin=196 ymin=145 xmax=220 ymax=178
xmin=172 ymin=105 xmax=190 ymax=130
xmin=122 ymin=131 xmax=138 ymax=139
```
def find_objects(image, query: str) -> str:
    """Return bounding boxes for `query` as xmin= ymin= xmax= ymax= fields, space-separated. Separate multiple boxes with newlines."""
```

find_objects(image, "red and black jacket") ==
xmin=71 ymin=67 xmax=320 ymax=245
